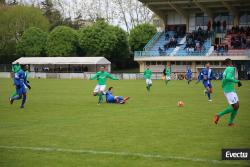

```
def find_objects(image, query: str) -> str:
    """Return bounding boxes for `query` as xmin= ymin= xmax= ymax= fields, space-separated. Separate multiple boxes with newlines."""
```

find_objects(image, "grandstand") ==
xmin=134 ymin=0 xmax=250 ymax=79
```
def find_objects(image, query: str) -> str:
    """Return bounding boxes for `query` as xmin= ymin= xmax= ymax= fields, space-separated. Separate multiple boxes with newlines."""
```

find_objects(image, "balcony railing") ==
xmin=134 ymin=51 xmax=208 ymax=57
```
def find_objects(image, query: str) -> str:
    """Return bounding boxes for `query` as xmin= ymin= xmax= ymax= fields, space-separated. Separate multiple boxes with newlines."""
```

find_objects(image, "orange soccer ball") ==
xmin=177 ymin=101 xmax=184 ymax=107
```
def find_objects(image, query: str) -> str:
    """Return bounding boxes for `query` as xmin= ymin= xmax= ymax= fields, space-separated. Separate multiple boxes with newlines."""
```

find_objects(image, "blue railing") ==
xmin=143 ymin=31 xmax=163 ymax=51
xmin=134 ymin=50 xmax=210 ymax=57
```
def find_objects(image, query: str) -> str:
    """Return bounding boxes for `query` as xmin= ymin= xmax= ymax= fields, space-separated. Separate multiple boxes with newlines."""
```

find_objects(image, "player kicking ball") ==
xmin=214 ymin=58 xmax=242 ymax=126
xmin=196 ymin=62 xmax=214 ymax=102
xmin=90 ymin=66 xmax=118 ymax=104
xmin=106 ymin=87 xmax=130 ymax=104
xmin=144 ymin=65 xmax=152 ymax=93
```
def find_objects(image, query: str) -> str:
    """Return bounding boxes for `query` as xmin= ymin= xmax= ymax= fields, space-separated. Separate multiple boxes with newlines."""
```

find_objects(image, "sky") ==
xmin=6 ymin=0 xmax=153 ymax=31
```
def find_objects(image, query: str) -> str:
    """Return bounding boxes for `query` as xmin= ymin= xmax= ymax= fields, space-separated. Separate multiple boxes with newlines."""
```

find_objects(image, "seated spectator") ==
xmin=165 ymin=33 xmax=169 ymax=40
xmin=158 ymin=47 xmax=164 ymax=55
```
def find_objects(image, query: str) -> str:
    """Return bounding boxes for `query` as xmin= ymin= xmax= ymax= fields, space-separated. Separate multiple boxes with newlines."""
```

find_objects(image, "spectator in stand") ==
xmin=212 ymin=20 xmax=216 ymax=31
xmin=158 ymin=47 xmax=164 ymax=55
xmin=223 ymin=20 xmax=227 ymax=32
xmin=217 ymin=20 xmax=221 ymax=32
xmin=165 ymin=33 xmax=169 ymax=40
xmin=164 ymin=42 xmax=169 ymax=51
xmin=225 ymin=44 xmax=228 ymax=55
xmin=207 ymin=20 xmax=211 ymax=31
xmin=219 ymin=45 xmax=225 ymax=56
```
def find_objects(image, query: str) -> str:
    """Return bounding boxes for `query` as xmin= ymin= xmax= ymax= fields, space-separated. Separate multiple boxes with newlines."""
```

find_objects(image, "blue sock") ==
xmin=21 ymin=94 xmax=26 ymax=107
xmin=207 ymin=92 xmax=211 ymax=100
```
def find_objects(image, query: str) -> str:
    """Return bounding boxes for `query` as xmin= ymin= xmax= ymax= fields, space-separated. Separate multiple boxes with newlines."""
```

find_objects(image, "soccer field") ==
xmin=0 ymin=78 xmax=250 ymax=167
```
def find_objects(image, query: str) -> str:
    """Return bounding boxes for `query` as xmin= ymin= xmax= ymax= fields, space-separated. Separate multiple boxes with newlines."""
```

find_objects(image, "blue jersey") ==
xmin=186 ymin=69 xmax=192 ymax=78
xmin=198 ymin=68 xmax=214 ymax=88
xmin=106 ymin=91 xmax=115 ymax=103
xmin=14 ymin=69 xmax=27 ymax=94
xmin=198 ymin=68 xmax=214 ymax=82
xmin=14 ymin=69 xmax=25 ymax=86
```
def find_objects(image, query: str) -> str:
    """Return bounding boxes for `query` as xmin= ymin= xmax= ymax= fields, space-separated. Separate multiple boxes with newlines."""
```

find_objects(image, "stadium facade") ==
xmin=134 ymin=0 xmax=250 ymax=79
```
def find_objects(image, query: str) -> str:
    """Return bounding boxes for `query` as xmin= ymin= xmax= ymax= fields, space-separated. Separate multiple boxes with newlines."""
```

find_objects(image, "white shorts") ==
xmin=146 ymin=79 xmax=152 ymax=85
xmin=93 ymin=85 xmax=106 ymax=93
xmin=224 ymin=92 xmax=239 ymax=105
xmin=166 ymin=76 xmax=171 ymax=80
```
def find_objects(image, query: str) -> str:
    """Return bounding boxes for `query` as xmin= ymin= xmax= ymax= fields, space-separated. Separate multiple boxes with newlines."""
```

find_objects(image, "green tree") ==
xmin=78 ymin=21 xmax=129 ymax=59
xmin=0 ymin=5 xmax=49 ymax=63
xmin=46 ymin=26 xmax=78 ymax=56
xmin=129 ymin=23 xmax=157 ymax=51
xmin=16 ymin=27 xmax=48 ymax=57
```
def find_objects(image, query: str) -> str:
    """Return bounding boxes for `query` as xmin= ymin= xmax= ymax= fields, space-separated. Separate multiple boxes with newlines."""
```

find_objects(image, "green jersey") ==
xmin=165 ymin=68 xmax=170 ymax=77
xmin=144 ymin=69 xmax=152 ymax=79
xmin=90 ymin=71 xmax=118 ymax=85
xmin=12 ymin=64 xmax=21 ymax=73
xmin=222 ymin=66 xmax=239 ymax=93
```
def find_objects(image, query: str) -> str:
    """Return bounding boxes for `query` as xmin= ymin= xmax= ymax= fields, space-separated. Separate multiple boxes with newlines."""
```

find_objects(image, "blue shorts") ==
xmin=106 ymin=96 xmax=115 ymax=103
xmin=16 ymin=85 xmax=26 ymax=95
xmin=186 ymin=76 xmax=192 ymax=80
xmin=116 ymin=96 xmax=123 ymax=103
xmin=203 ymin=80 xmax=212 ymax=88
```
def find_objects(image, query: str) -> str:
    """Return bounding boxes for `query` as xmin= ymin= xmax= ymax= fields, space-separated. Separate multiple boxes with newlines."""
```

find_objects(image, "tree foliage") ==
xmin=46 ymin=26 xmax=78 ymax=57
xmin=129 ymin=23 xmax=157 ymax=51
xmin=78 ymin=21 xmax=129 ymax=59
xmin=16 ymin=27 xmax=48 ymax=57
xmin=0 ymin=5 xmax=49 ymax=63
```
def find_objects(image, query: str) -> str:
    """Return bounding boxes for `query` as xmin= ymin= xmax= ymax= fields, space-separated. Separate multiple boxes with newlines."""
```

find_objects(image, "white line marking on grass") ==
xmin=0 ymin=145 xmax=248 ymax=166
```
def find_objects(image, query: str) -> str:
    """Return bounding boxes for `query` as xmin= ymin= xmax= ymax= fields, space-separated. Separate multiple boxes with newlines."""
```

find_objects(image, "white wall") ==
xmin=189 ymin=13 xmax=196 ymax=32
xmin=167 ymin=12 xmax=186 ymax=25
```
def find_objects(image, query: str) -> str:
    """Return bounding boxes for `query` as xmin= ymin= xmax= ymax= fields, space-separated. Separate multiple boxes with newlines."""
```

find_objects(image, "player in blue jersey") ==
xmin=185 ymin=67 xmax=192 ymax=84
xmin=196 ymin=62 xmax=214 ymax=102
xmin=105 ymin=87 xmax=130 ymax=104
xmin=10 ymin=65 xmax=31 ymax=99
xmin=9 ymin=65 xmax=28 ymax=108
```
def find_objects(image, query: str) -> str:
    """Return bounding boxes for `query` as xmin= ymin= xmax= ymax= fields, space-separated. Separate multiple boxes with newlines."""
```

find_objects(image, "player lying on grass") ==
xmin=9 ymin=64 xmax=30 ymax=109
xmin=90 ymin=66 xmax=118 ymax=104
xmin=105 ymin=87 xmax=130 ymax=104
xmin=162 ymin=65 xmax=171 ymax=86
xmin=196 ymin=62 xmax=214 ymax=102
xmin=144 ymin=65 xmax=152 ymax=93
xmin=185 ymin=67 xmax=192 ymax=84
xmin=214 ymin=58 xmax=242 ymax=126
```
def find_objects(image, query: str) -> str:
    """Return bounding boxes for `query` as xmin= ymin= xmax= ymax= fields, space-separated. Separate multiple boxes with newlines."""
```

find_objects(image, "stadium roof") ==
xmin=138 ymin=0 xmax=250 ymax=19
xmin=13 ymin=57 xmax=111 ymax=65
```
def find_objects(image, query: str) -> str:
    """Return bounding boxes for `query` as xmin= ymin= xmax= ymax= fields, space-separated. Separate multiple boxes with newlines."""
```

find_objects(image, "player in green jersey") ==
xmin=214 ymin=58 xmax=242 ymax=126
xmin=163 ymin=65 xmax=171 ymax=86
xmin=90 ymin=66 xmax=118 ymax=104
xmin=144 ymin=65 xmax=152 ymax=93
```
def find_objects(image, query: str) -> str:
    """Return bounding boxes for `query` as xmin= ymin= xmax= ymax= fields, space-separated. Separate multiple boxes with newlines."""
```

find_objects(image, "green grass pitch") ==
xmin=0 ymin=78 xmax=250 ymax=167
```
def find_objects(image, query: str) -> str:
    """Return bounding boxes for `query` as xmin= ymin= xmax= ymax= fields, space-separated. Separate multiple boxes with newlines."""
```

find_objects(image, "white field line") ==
xmin=0 ymin=145 xmax=248 ymax=166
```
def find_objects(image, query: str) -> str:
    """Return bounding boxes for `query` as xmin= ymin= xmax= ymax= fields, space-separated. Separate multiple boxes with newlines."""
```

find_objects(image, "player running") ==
xmin=163 ymin=65 xmax=171 ymax=86
xmin=214 ymin=58 xmax=242 ymax=126
xmin=186 ymin=67 xmax=192 ymax=84
xmin=196 ymin=62 xmax=214 ymax=102
xmin=90 ymin=66 xmax=118 ymax=104
xmin=144 ymin=65 xmax=152 ymax=93
xmin=10 ymin=65 xmax=31 ymax=99
xmin=105 ymin=87 xmax=130 ymax=104
xmin=9 ymin=65 xmax=28 ymax=108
